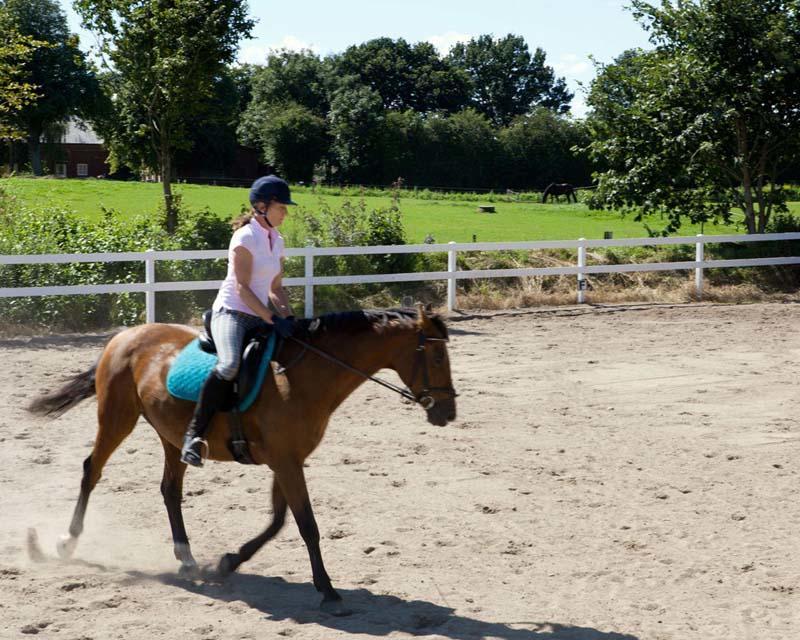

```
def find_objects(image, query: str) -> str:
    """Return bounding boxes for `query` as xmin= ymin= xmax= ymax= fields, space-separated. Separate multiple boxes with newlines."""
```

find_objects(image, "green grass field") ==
xmin=4 ymin=176 xmax=794 ymax=243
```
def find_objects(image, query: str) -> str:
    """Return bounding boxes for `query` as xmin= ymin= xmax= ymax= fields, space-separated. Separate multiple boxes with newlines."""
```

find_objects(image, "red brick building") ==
xmin=46 ymin=120 xmax=110 ymax=178
xmin=45 ymin=119 xmax=265 ymax=183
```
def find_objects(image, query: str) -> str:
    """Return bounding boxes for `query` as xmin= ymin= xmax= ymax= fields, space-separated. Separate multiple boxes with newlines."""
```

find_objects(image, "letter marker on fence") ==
xmin=577 ymin=238 xmax=587 ymax=304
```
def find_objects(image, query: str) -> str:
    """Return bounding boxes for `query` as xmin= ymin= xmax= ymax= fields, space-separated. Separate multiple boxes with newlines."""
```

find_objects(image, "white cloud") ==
xmin=426 ymin=31 xmax=472 ymax=55
xmin=553 ymin=53 xmax=592 ymax=78
xmin=238 ymin=35 xmax=320 ymax=64
xmin=570 ymin=93 xmax=589 ymax=119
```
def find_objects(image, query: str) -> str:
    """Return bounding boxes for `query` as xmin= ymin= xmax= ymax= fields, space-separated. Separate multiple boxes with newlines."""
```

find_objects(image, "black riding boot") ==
xmin=180 ymin=371 xmax=233 ymax=467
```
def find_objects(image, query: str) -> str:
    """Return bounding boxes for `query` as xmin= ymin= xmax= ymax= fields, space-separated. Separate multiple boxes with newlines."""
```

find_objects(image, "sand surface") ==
xmin=1 ymin=302 xmax=799 ymax=640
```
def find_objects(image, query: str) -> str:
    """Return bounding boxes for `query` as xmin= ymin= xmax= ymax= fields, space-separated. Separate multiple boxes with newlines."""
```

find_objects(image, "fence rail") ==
xmin=1 ymin=233 xmax=799 ymax=320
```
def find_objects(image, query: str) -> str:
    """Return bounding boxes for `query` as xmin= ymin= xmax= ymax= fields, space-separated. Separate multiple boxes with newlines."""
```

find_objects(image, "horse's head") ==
xmin=393 ymin=306 xmax=457 ymax=427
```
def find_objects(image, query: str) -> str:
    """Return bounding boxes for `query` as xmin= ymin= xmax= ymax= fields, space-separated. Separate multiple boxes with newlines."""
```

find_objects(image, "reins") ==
xmin=284 ymin=331 xmax=456 ymax=410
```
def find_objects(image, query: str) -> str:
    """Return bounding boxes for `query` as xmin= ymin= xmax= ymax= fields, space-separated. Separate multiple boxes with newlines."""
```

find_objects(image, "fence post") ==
xmin=304 ymin=242 xmax=314 ymax=318
xmin=577 ymin=238 xmax=587 ymax=304
xmin=145 ymin=249 xmax=156 ymax=323
xmin=447 ymin=241 xmax=457 ymax=312
xmin=695 ymin=234 xmax=704 ymax=300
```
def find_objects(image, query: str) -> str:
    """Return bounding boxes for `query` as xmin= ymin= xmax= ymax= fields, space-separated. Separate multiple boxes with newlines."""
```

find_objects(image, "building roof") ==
xmin=59 ymin=119 xmax=104 ymax=145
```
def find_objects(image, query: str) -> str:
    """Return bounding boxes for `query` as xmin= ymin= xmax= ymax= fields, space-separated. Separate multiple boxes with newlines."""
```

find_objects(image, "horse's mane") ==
xmin=296 ymin=308 xmax=448 ymax=338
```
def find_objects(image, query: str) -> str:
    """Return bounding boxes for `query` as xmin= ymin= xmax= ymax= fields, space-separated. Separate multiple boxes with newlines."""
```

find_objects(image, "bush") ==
xmin=0 ymin=194 xmax=231 ymax=330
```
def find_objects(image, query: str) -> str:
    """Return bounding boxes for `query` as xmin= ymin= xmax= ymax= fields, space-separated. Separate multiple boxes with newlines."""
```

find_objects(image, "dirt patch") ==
xmin=1 ymin=302 xmax=799 ymax=639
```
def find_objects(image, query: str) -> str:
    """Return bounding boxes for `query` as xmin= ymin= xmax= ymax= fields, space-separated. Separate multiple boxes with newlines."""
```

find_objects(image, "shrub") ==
xmin=0 ymin=195 xmax=231 ymax=330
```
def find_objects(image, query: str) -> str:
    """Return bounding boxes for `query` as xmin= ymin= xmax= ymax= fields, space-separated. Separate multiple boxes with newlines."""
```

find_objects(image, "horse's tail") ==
xmin=28 ymin=362 xmax=98 ymax=418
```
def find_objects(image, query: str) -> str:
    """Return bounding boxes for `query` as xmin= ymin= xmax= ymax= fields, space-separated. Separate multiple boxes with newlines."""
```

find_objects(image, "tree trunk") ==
xmin=736 ymin=117 xmax=757 ymax=234
xmin=28 ymin=127 xmax=42 ymax=176
xmin=161 ymin=140 xmax=177 ymax=234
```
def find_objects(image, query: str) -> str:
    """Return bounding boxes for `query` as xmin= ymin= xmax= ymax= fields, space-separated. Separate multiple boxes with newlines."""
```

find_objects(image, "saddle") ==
xmin=197 ymin=310 xmax=274 ymax=411
xmin=166 ymin=310 xmax=278 ymax=465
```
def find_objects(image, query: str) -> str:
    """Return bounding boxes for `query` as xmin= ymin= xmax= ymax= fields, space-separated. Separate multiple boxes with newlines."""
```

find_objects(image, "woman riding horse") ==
xmin=181 ymin=175 xmax=297 ymax=467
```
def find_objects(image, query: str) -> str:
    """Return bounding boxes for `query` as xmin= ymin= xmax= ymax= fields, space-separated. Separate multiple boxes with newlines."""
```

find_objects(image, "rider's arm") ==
xmin=232 ymin=246 xmax=275 ymax=323
xmin=269 ymin=258 xmax=293 ymax=318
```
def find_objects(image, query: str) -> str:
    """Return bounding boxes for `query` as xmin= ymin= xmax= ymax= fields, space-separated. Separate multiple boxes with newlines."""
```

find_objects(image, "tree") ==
xmin=421 ymin=109 xmax=500 ymax=189
xmin=237 ymin=50 xmax=331 ymax=181
xmin=247 ymin=49 xmax=329 ymax=115
xmin=330 ymin=38 xmax=471 ymax=113
xmin=585 ymin=2 xmax=800 ymax=234
xmin=2 ymin=0 xmax=100 ymax=175
xmin=239 ymin=101 xmax=329 ymax=182
xmin=327 ymin=81 xmax=385 ymax=183
xmin=0 ymin=7 xmax=40 ymax=143
xmin=449 ymin=34 xmax=572 ymax=126
xmin=174 ymin=69 xmax=243 ymax=179
xmin=499 ymin=108 xmax=591 ymax=189
xmin=74 ymin=0 xmax=253 ymax=232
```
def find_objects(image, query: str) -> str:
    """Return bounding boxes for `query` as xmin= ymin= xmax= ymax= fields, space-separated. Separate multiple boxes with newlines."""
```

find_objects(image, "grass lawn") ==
xmin=2 ymin=176 xmax=785 ymax=243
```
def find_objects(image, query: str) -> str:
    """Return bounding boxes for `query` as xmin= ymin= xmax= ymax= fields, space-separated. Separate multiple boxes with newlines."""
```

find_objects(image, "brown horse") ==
xmin=27 ymin=307 xmax=457 ymax=616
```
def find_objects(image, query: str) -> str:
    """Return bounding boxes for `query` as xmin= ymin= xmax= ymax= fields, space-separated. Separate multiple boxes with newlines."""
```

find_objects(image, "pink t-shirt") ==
xmin=213 ymin=217 xmax=285 ymax=315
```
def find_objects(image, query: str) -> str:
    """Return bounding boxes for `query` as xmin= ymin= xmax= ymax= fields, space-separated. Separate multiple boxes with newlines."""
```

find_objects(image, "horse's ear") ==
xmin=424 ymin=302 xmax=433 ymax=313
xmin=415 ymin=302 xmax=425 ymax=325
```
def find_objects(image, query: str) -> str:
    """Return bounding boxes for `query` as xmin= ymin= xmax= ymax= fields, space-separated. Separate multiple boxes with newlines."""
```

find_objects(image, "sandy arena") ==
xmin=1 ymin=302 xmax=798 ymax=640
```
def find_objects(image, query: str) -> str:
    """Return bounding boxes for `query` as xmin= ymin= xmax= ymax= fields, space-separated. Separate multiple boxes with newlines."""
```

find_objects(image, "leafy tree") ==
xmin=499 ymin=107 xmax=591 ymax=189
xmin=2 ymin=0 xmax=100 ymax=174
xmin=237 ymin=50 xmax=331 ymax=180
xmin=330 ymin=38 xmax=471 ymax=113
xmin=247 ymin=49 xmax=329 ymax=115
xmin=422 ymin=109 xmax=500 ymax=189
xmin=0 ymin=8 xmax=40 ymax=143
xmin=372 ymin=110 xmax=427 ymax=185
xmin=238 ymin=101 xmax=329 ymax=182
xmin=586 ymin=2 xmax=800 ymax=234
xmin=74 ymin=0 xmax=254 ymax=232
xmin=327 ymin=80 xmax=385 ymax=183
xmin=449 ymin=34 xmax=572 ymax=126
xmin=174 ymin=69 xmax=243 ymax=179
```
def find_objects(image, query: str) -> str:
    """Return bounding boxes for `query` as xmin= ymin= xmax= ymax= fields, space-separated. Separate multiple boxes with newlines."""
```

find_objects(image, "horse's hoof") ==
xmin=216 ymin=553 xmax=239 ymax=578
xmin=57 ymin=534 xmax=78 ymax=559
xmin=320 ymin=598 xmax=352 ymax=617
xmin=178 ymin=561 xmax=200 ymax=579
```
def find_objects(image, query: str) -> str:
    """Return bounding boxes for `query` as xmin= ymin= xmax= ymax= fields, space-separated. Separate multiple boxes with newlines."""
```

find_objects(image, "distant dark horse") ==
xmin=542 ymin=183 xmax=577 ymax=203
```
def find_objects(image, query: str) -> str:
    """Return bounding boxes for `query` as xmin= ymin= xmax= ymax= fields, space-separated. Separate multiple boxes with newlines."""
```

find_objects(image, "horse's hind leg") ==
xmin=217 ymin=476 xmax=287 ymax=576
xmin=58 ymin=368 xmax=140 ymax=559
xmin=158 ymin=435 xmax=198 ymax=575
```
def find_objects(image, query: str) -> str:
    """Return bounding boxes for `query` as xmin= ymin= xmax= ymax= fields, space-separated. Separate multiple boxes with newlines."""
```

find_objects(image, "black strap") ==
xmin=226 ymin=395 xmax=256 ymax=465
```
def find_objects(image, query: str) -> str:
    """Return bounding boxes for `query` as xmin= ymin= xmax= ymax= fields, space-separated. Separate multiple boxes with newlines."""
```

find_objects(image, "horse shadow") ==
xmin=131 ymin=570 xmax=641 ymax=640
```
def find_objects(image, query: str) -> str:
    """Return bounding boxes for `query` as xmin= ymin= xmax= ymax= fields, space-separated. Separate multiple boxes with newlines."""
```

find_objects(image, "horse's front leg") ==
xmin=276 ymin=462 xmax=351 ymax=616
xmin=217 ymin=476 xmax=287 ymax=576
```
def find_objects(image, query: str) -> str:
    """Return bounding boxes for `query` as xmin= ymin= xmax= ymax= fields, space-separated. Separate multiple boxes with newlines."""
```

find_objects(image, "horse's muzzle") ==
xmin=427 ymin=398 xmax=456 ymax=426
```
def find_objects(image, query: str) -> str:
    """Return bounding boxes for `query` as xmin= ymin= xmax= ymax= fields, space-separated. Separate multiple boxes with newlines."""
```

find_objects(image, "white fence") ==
xmin=1 ymin=233 xmax=799 ymax=320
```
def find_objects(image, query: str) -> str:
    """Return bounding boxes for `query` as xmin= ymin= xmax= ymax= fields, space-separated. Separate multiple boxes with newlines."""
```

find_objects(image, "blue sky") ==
xmin=60 ymin=0 xmax=653 ymax=116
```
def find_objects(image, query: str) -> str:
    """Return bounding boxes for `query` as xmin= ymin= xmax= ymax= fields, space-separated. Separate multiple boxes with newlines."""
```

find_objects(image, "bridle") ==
xmin=284 ymin=331 xmax=458 ymax=410
xmin=406 ymin=332 xmax=458 ymax=409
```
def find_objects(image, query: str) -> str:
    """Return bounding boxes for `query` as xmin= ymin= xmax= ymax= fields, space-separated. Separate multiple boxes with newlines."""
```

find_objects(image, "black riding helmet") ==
xmin=249 ymin=175 xmax=297 ymax=206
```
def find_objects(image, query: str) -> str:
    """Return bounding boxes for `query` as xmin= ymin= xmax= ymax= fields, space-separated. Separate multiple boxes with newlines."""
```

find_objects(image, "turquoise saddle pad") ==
xmin=166 ymin=334 xmax=276 ymax=413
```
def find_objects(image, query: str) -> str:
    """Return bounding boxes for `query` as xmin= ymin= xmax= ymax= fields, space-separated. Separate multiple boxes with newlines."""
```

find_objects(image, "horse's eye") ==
xmin=433 ymin=353 xmax=445 ymax=366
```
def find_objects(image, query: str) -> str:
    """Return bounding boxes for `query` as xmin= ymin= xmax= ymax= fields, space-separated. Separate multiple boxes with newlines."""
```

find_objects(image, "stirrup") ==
xmin=181 ymin=436 xmax=208 ymax=467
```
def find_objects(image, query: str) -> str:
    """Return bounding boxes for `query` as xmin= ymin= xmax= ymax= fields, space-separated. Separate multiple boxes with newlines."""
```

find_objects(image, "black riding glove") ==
xmin=272 ymin=315 xmax=295 ymax=338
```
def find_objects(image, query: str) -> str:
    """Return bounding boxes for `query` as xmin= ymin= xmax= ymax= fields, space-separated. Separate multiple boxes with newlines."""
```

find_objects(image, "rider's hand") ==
xmin=272 ymin=315 xmax=296 ymax=339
